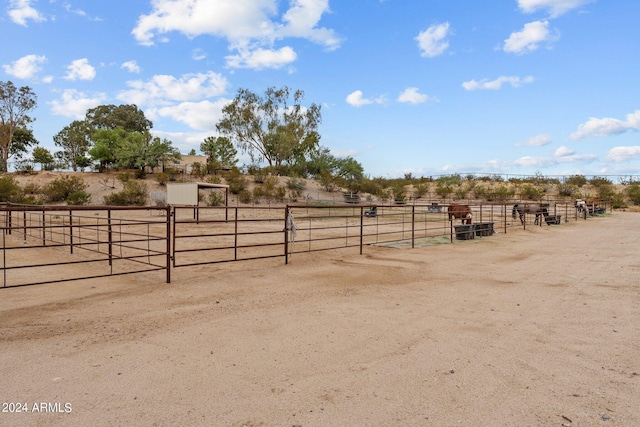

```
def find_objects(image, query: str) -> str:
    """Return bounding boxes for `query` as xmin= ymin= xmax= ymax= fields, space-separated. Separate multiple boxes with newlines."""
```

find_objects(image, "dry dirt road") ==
xmin=1 ymin=211 xmax=639 ymax=426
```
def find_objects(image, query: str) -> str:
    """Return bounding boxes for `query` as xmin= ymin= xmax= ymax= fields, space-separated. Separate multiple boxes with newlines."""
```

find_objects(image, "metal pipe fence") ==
xmin=0 ymin=199 xmax=608 ymax=288
xmin=1 ymin=204 xmax=170 ymax=288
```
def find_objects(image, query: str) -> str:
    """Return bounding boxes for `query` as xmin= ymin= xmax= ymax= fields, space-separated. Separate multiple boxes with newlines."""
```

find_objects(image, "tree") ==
xmin=146 ymin=137 xmax=181 ymax=170
xmin=216 ymin=86 xmax=321 ymax=171
xmin=88 ymin=127 xmax=123 ymax=171
xmin=0 ymin=81 xmax=37 ymax=172
xmin=6 ymin=126 xmax=39 ymax=160
xmin=32 ymin=147 xmax=54 ymax=170
xmin=53 ymin=120 xmax=92 ymax=171
xmin=85 ymin=104 xmax=152 ymax=133
xmin=200 ymin=136 xmax=237 ymax=167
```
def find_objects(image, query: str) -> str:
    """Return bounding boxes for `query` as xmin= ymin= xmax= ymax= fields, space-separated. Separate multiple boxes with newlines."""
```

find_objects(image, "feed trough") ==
xmin=545 ymin=215 xmax=562 ymax=225
xmin=474 ymin=222 xmax=495 ymax=236
xmin=454 ymin=224 xmax=475 ymax=240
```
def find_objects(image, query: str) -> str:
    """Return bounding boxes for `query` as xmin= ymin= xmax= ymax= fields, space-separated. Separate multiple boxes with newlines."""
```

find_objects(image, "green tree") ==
xmin=32 ymin=146 xmax=54 ymax=170
xmin=0 ymin=81 xmax=37 ymax=172
xmin=85 ymin=104 xmax=152 ymax=133
xmin=6 ymin=126 xmax=39 ymax=160
xmin=53 ymin=120 xmax=92 ymax=171
xmin=200 ymin=136 xmax=237 ymax=167
xmin=216 ymin=86 xmax=321 ymax=171
xmin=88 ymin=127 xmax=123 ymax=171
xmin=146 ymin=137 xmax=181 ymax=170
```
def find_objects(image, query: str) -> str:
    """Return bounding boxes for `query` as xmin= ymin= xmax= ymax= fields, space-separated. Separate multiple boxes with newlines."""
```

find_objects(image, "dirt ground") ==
xmin=1 ymin=211 xmax=639 ymax=426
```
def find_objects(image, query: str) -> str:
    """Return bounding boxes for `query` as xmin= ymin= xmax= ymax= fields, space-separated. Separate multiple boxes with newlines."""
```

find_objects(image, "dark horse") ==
xmin=512 ymin=203 xmax=549 ymax=225
xmin=448 ymin=203 xmax=473 ymax=224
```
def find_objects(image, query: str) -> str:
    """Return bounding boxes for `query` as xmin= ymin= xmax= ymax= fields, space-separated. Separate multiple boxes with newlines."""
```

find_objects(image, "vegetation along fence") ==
xmin=1 ymin=200 xmax=608 ymax=288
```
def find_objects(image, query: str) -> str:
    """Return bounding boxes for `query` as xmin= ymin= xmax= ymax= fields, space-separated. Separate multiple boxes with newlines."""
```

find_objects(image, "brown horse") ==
xmin=512 ymin=203 xmax=549 ymax=225
xmin=448 ymin=203 xmax=473 ymax=224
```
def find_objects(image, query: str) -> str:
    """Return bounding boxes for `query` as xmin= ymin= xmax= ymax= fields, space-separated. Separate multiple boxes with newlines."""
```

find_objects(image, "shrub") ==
xmin=205 ymin=174 xmax=222 ymax=184
xmin=191 ymin=162 xmax=206 ymax=178
xmin=556 ymin=183 xmax=577 ymax=198
xmin=44 ymin=176 xmax=87 ymax=203
xmin=453 ymin=186 xmax=467 ymax=200
xmin=435 ymin=184 xmax=453 ymax=200
xmin=238 ymin=189 xmax=252 ymax=204
xmin=519 ymin=184 xmax=544 ymax=201
xmin=627 ymin=183 xmax=640 ymax=205
xmin=66 ymin=191 xmax=91 ymax=205
xmin=104 ymin=181 xmax=148 ymax=206
xmin=287 ymin=177 xmax=306 ymax=191
xmin=0 ymin=175 xmax=21 ymax=202
xmin=207 ymin=191 xmax=224 ymax=206
xmin=565 ymin=175 xmax=587 ymax=187
xmin=589 ymin=177 xmax=612 ymax=188
xmin=488 ymin=185 xmax=515 ymax=201
xmin=117 ymin=171 xmax=133 ymax=183
xmin=414 ymin=183 xmax=429 ymax=199
xmin=392 ymin=184 xmax=407 ymax=202
xmin=226 ymin=168 xmax=248 ymax=194
xmin=155 ymin=172 xmax=169 ymax=186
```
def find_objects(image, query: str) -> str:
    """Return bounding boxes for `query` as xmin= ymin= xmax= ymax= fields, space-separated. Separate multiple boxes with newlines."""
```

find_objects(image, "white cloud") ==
xmin=555 ymin=146 xmax=575 ymax=156
xmin=225 ymin=46 xmax=297 ymax=69
xmin=569 ymin=110 xmax=640 ymax=140
xmin=605 ymin=146 xmax=640 ymax=163
xmin=192 ymin=48 xmax=207 ymax=61
xmin=118 ymin=72 xmax=229 ymax=107
xmin=416 ymin=22 xmax=451 ymax=58
xmin=155 ymin=99 xmax=230 ymax=130
xmin=8 ymin=0 xmax=46 ymax=26
xmin=2 ymin=54 xmax=46 ymax=79
xmin=504 ymin=20 xmax=559 ymax=54
xmin=121 ymin=60 xmax=141 ymax=74
xmin=462 ymin=75 xmax=534 ymax=91
xmin=397 ymin=87 xmax=431 ymax=105
xmin=64 ymin=58 xmax=96 ymax=81
xmin=518 ymin=0 xmax=594 ymax=18
xmin=131 ymin=0 xmax=340 ymax=69
xmin=345 ymin=90 xmax=386 ymax=107
xmin=346 ymin=90 xmax=372 ymax=107
xmin=50 ymin=89 xmax=107 ymax=119
xmin=519 ymin=133 xmax=552 ymax=146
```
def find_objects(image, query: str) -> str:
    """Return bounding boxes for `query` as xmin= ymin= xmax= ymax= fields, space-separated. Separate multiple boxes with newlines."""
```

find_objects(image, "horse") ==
xmin=574 ymin=199 xmax=588 ymax=218
xmin=512 ymin=203 xmax=549 ymax=225
xmin=448 ymin=203 xmax=473 ymax=224
xmin=575 ymin=197 xmax=603 ymax=218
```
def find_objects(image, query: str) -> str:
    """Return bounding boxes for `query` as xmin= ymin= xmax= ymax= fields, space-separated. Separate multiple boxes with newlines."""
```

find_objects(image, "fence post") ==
xmin=41 ymin=207 xmax=46 ymax=246
xmin=23 ymin=210 xmax=27 ymax=241
xmin=504 ymin=204 xmax=507 ymax=234
xmin=285 ymin=206 xmax=289 ymax=264
xmin=107 ymin=209 xmax=113 ymax=269
xmin=172 ymin=206 xmax=177 ymax=268
xmin=69 ymin=210 xmax=74 ymax=254
xmin=234 ymin=207 xmax=238 ymax=261
xmin=411 ymin=205 xmax=415 ymax=249
xmin=2 ymin=230 xmax=6 ymax=287
xmin=359 ymin=206 xmax=363 ymax=255
xmin=166 ymin=205 xmax=171 ymax=283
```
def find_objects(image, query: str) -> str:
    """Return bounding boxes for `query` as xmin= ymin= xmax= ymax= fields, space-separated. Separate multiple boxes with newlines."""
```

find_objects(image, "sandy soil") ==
xmin=1 ymin=211 xmax=639 ymax=426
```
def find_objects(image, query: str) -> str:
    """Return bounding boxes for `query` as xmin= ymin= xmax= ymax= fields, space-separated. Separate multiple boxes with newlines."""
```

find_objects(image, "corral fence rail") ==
xmin=1 ymin=200 xmax=608 ymax=288
xmin=1 ymin=203 xmax=171 ymax=288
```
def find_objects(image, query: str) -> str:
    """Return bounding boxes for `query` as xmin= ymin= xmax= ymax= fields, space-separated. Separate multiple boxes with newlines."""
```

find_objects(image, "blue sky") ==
xmin=2 ymin=0 xmax=639 ymax=177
